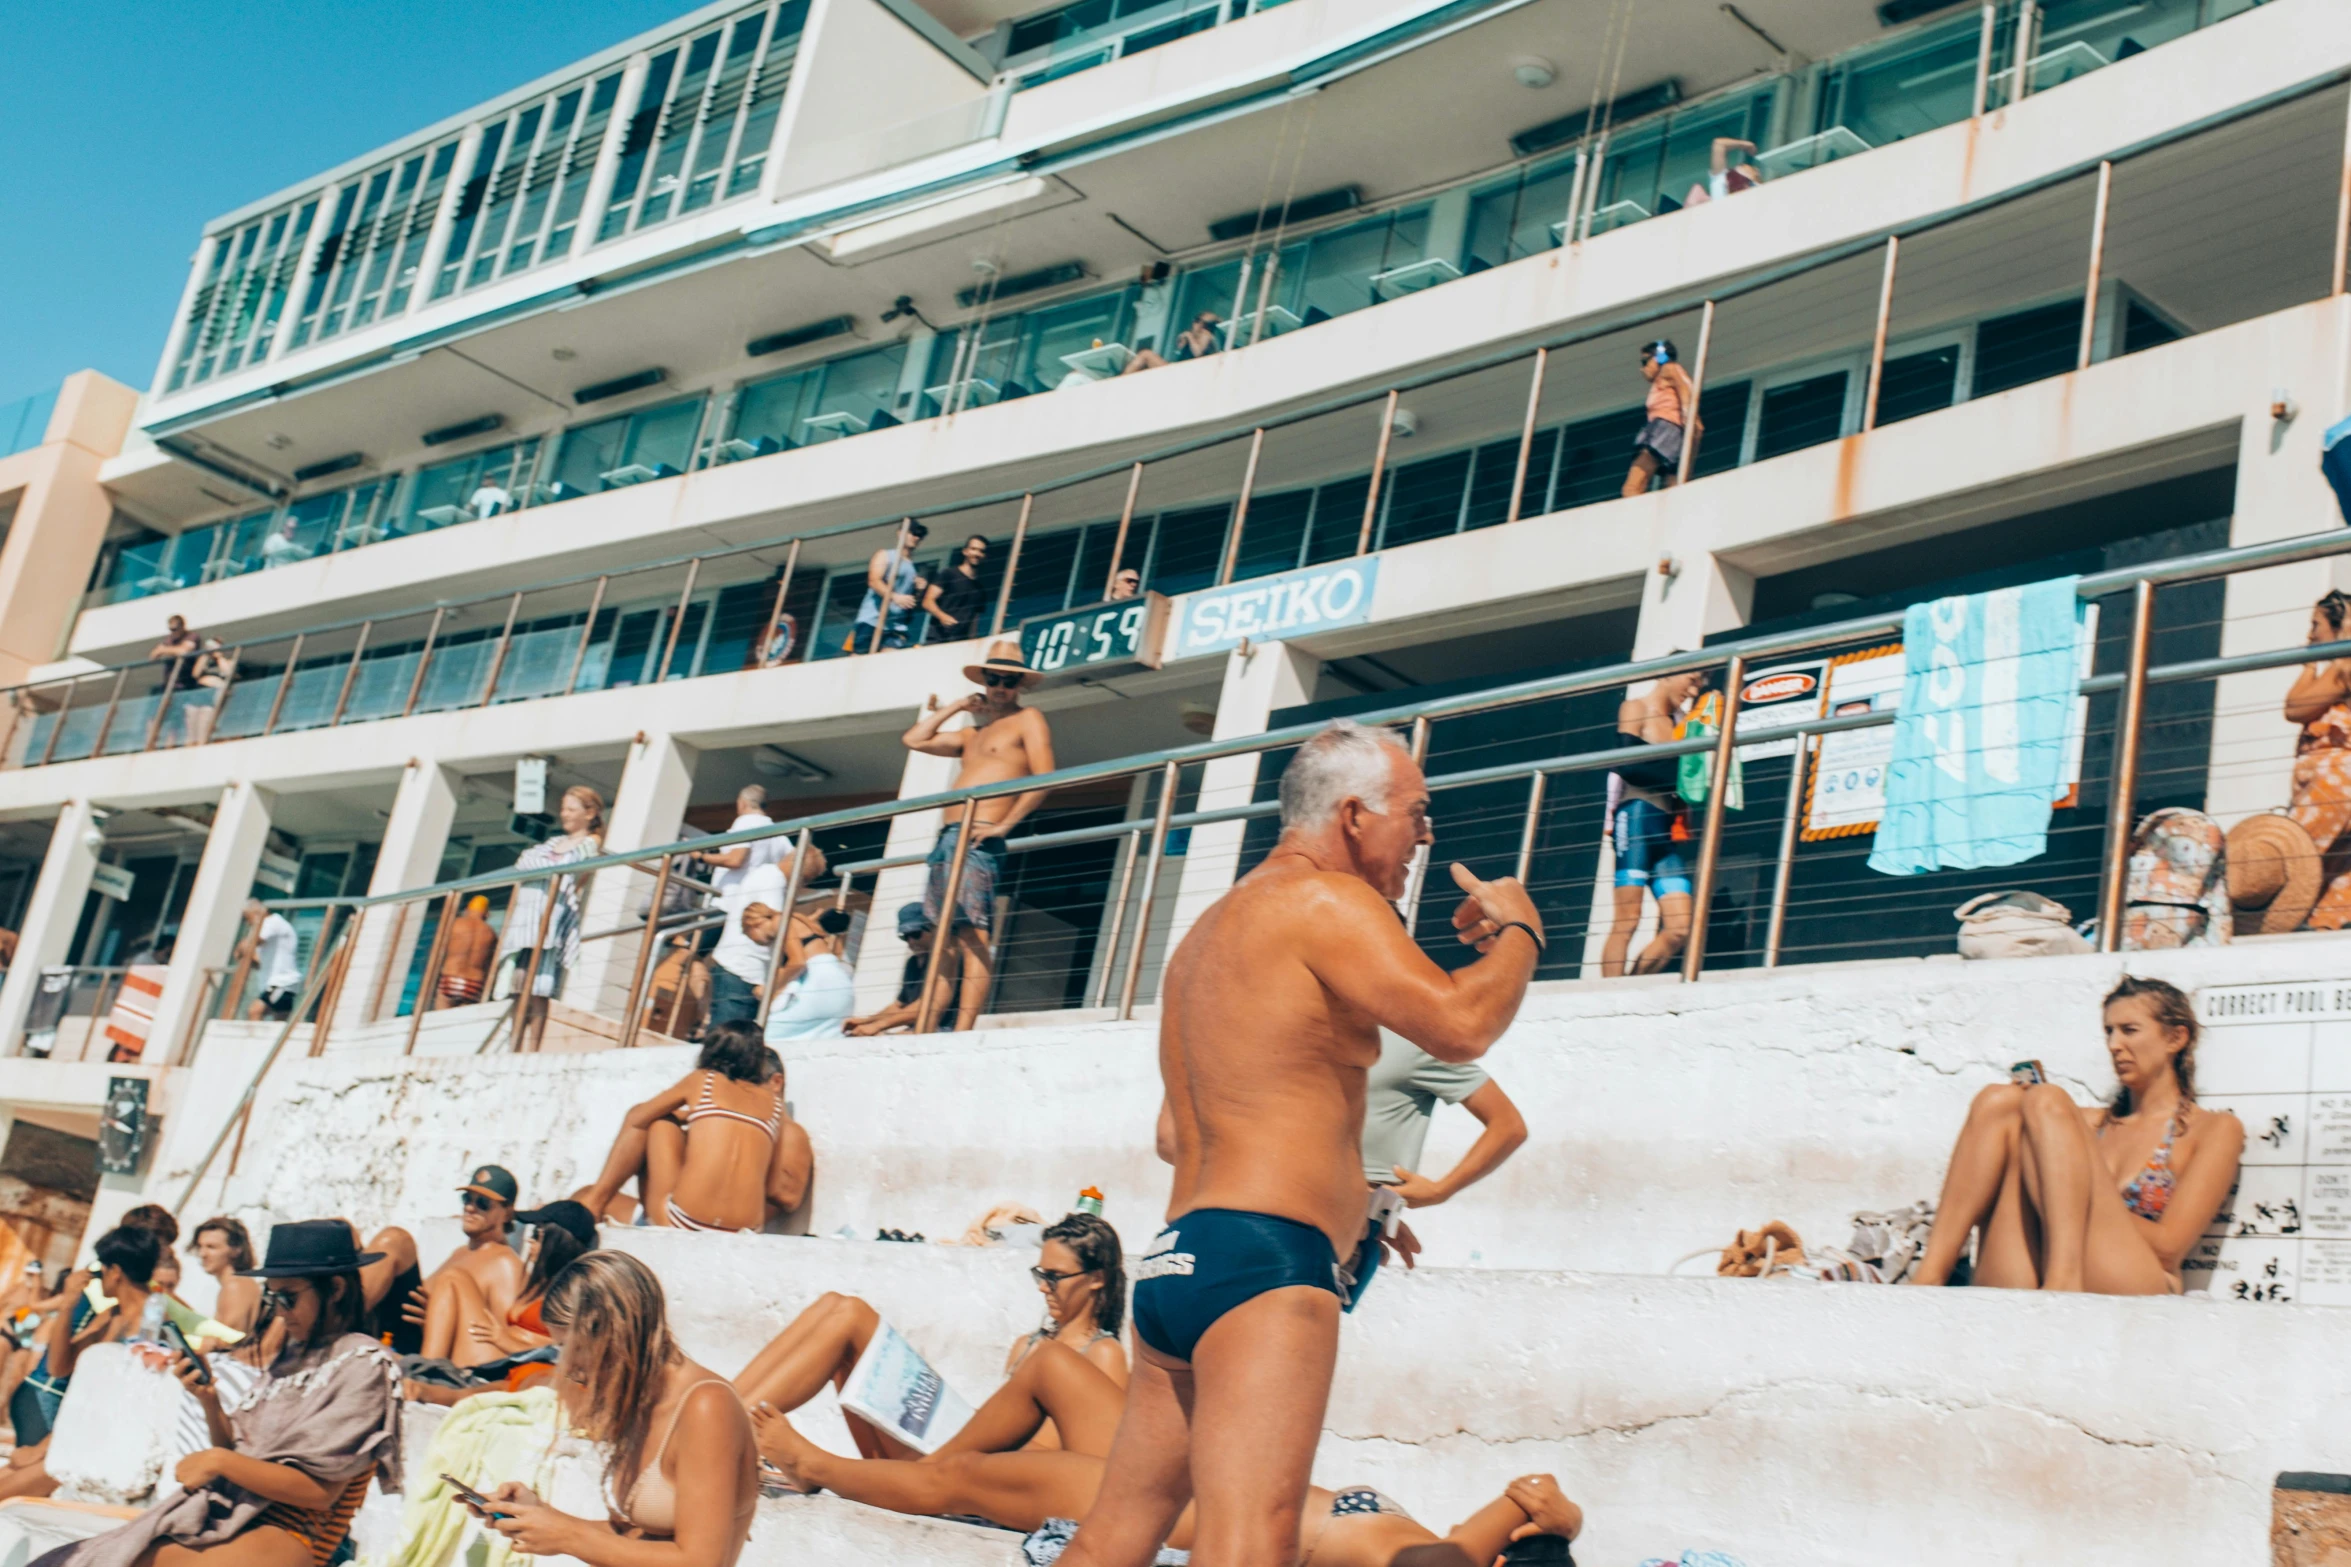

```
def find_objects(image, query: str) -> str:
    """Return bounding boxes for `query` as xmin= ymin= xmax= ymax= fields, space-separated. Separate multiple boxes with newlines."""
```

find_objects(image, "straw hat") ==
xmin=963 ymin=639 xmax=1041 ymax=690
xmin=2225 ymin=813 xmax=2324 ymax=935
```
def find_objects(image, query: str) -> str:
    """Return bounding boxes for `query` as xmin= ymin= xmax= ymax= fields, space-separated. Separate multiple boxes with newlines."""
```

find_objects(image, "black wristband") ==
xmin=1496 ymin=920 xmax=1545 ymax=954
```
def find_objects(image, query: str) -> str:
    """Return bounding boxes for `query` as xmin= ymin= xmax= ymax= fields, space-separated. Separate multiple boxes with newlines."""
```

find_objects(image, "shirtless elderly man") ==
xmin=898 ymin=640 xmax=1056 ymax=1029
xmin=1066 ymin=719 xmax=1541 ymax=1567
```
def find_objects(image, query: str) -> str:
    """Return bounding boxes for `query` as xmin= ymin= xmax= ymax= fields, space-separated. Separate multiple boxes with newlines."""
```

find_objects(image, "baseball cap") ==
xmin=897 ymin=902 xmax=934 ymax=939
xmin=513 ymin=1199 xmax=598 ymax=1249
xmin=457 ymin=1164 xmax=519 ymax=1204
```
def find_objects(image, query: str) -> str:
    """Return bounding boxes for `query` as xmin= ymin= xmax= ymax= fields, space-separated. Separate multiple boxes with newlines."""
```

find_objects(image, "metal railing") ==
xmin=20 ymin=58 xmax=2348 ymax=775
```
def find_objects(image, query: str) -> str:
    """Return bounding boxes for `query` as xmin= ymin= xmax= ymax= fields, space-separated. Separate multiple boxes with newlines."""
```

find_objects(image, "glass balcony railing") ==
xmin=0 ymin=390 xmax=57 ymax=460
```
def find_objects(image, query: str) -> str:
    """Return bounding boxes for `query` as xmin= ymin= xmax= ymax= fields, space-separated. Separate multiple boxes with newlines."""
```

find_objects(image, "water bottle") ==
xmin=1075 ymin=1187 xmax=1105 ymax=1217
xmin=140 ymin=1291 xmax=167 ymax=1343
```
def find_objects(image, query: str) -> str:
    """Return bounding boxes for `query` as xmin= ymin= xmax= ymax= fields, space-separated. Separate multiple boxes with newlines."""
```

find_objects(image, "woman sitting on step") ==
xmin=756 ymin=1384 xmax=1584 ymax=1567
xmin=474 ymin=1251 xmax=757 ymax=1567
xmin=733 ymin=1210 xmax=1128 ymax=1458
xmin=576 ymin=1021 xmax=813 ymax=1232
xmin=401 ymin=1199 xmax=597 ymax=1393
xmin=1911 ymin=975 xmax=2243 ymax=1293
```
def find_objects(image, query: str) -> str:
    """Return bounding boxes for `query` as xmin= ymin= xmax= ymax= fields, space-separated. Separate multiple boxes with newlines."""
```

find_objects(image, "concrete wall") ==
xmin=0 ymin=372 xmax=136 ymax=686
xmin=772 ymin=0 xmax=992 ymax=198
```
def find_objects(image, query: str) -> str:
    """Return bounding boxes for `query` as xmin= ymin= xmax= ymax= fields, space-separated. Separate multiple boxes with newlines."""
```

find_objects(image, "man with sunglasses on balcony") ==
xmin=898 ymin=643 xmax=1057 ymax=1030
xmin=398 ymin=1164 xmax=525 ymax=1364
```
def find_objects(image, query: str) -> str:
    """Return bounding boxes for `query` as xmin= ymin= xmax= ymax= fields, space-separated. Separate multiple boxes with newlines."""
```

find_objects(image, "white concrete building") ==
xmin=5 ymin=0 xmax=2351 ymax=1555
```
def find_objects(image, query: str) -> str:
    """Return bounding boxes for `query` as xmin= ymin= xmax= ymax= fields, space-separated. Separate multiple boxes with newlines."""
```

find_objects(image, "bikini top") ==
xmin=1020 ymin=1325 xmax=1118 ymax=1355
xmin=618 ymin=1376 xmax=729 ymax=1535
xmin=684 ymin=1069 xmax=785 ymax=1144
xmin=2102 ymin=1108 xmax=2187 ymax=1222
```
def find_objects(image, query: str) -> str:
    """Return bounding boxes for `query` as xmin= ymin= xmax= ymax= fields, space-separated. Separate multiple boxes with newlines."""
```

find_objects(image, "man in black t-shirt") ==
xmin=923 ymin=535 xmax=992 ymax=642
xmin=849 ymin=904 xmax=958 ymax=1034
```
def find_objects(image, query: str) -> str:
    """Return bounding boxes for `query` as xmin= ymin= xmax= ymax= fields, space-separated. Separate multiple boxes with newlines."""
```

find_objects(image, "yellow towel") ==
xmin=382 ymin=1388 xmax=560 ymax=1567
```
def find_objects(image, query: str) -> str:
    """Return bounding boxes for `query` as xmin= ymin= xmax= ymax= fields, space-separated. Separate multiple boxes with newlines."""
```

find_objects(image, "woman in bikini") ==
xmin=734 ymin=1211 xmax=1127 ymax=1459
xmin=1910 ymin=975 xmax=2243 ymax=1293
xmin=1601 ymin=666 xmax=1707 ymax=976
xmin=2283 ymin=588 xmax=2351 ymax=928
xmin=403 ymin=1200 xmax=596 ymax=1386
xmin=756 ymin=1375 xmax=1583 ymax=1567
xmin=476 ymin=1251 xmax=757 ymax=1567
xmin=577 ymin=1022 xmax=811 ymax=1231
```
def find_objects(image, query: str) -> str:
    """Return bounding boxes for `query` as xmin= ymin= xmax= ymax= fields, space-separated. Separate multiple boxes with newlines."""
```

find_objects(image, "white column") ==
xmin=570 ymin=733 xmax=700 ymax=1020
xmin=2207 ymin=371 xmax=2348 ymax=826
xmin=1164 ymin=642 xmax=1322 ymax=957
xmin=329 ymin=763 xmax=457 ymax=1034
xmin=850 ymin=721 xmax=962 ymax=1014
xmin=0 ymin=799 xmax=100 ymax=1053
xmin=147 ymin=781 xmax=276 ymax=1060
xmin=1579 ymin=551 xmax=1754 ymax=976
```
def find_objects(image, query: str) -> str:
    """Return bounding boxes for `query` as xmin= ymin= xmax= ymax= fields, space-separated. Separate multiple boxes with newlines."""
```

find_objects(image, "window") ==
xmin=941 ymin=287 xmax=1138 ymax=405
xmin=597 ymin=2 xmax=809 ymax=242
xmin=1170 ymin=206 xmax=1432 ymax=344
xmin=1806 ymin=7 xmax=1985 ymax=152
xmin=168 ymin=199 xmax=317 ymax=390
xmin=551 ymin=398 xmax=705 ymax=494
xmin=290 ymin=141 xmax=461 ymax=348
xmin=1971 ymin=299 xmax=2081 ymax=398
xmin=1587 ymin=86 xmax=1779 ymax=234
xmin=1752 ymin=369 xmax=1853 ymax=463
xmin=394 ymin=439 xmax=543 ymax=532
xmin=1875 ymin=343 xmax=1963 ymax=426
xmin=436 ymin=72 xmax=623 ymax=297
xmin=1464 ymin=155 xmax=1581 ymax=272
xmin=730 ymin=342 xmax=909 ymax=450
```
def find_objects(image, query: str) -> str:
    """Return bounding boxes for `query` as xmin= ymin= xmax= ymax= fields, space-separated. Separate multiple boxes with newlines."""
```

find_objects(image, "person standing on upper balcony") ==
xmin=1108 ymin=567 xmax=1142 ymax=602
xmin=924 ymin=535 xmax=993 ymax=643
xmin=1622 ymin=340 xmax=1702 ymax=498
xmin=150 ymin=616 xmax=200 ymax=687
xmin=2281 ymin=588 xmax=2351 ymax=929
xmin=1684 ymin=137 xmax=1762 ymax=206
xmin=855 ymin=521 xmax=929 ymax=653
xmin=898 ymin=644 xmax=1056 ymax=1030
xmin=240 ymin=898 xmax=304 ymax=1021
xmin=696 ymin=784 xmax=781 ymax=898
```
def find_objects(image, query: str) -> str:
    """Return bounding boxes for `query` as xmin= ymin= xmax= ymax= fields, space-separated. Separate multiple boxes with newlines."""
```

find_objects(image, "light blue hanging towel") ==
xmin=1868 ymin=575 xmax=2088 ymax=876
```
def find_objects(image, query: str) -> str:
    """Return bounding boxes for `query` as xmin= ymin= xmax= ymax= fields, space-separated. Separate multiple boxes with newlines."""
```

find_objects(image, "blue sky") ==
xmin=0 ymin=0 xmax=699 ymax=402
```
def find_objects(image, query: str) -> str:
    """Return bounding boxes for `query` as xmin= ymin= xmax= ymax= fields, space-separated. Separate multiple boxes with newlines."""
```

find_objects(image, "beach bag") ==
xmin=1675 ymin=691 xmax=1744 ymax=810
xmin=1954 ymin=890 xmax=2089 ymax=959
xmin=1811 ymin=1203 xmax=1935 ymax=1284
xmin=1715 ymin=1221 xmax=1805 ymax=1278
xmin=2121 ymin=807 xmax=2229 ymax=950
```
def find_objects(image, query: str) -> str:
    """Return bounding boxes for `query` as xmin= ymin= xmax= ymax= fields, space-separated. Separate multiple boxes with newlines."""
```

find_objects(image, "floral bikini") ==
xmin=2102 ymin=1109 xmax=2186 ymax=1222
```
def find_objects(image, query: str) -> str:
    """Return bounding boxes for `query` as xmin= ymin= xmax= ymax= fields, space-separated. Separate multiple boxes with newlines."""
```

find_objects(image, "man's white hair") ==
xmin=1278 ymin=719 xmax=1411 ymax=831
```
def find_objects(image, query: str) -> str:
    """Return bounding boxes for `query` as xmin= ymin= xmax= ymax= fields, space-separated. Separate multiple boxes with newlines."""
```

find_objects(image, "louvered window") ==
xmin=597 ymin=0 xmax=807 ymax=242
xmin=290 ymin=139 xmax=461 ymax=348
xmin=167 ymin=199 xmax=317 ymax=391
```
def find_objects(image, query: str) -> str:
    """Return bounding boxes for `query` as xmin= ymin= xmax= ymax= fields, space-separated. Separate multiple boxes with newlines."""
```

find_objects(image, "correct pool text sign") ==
xmin=1172 ymin=557 xmax=1380 ymax=660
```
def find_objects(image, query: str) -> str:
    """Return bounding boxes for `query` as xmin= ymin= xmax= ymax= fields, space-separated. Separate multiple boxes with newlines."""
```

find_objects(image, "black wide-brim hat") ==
xmin=237 ymin=1219 xmax=384 ymax=1278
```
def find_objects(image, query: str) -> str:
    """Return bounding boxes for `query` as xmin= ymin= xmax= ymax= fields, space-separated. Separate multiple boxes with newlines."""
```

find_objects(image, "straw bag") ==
xmin=1954 ymin=890 xmax=2089 ymax=959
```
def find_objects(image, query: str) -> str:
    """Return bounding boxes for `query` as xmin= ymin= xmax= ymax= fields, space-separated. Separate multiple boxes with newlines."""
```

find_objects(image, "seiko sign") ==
xmin=1171 ymin=558 xmax=1381 ymax=661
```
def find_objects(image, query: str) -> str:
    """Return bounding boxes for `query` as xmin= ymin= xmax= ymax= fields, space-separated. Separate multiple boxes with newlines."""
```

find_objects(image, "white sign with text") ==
xmin=1172 ymin=558 xmax=1380 ymax=661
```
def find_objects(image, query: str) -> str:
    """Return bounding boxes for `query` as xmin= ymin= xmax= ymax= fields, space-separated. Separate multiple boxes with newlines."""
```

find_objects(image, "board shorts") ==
xmin=924 ymin=824 xmax=1005 ymax=934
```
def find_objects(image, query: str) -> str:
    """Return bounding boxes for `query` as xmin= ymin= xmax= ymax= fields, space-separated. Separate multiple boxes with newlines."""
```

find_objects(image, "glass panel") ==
xmin=431 ymin=122 xmax=510 ymax=300
xmin=547 ymin=74 xmax=625 ymax=258
xmin=493 ymin=611 xmax=590 ymax=702
xmin=729 ymin=1 xmax=810 ymax=198
xmin=684 ymin=15 xmax=766 ymax=213
xmin=413 ymin=602 xmax=513 ymax=713
xmin=694 ymin=581 xmax=777 ymax=676
xmin=395 ymin=439 xmax=541 ymax=531
xmin=99 ymin=670 xmax=168 ymax=756
xmin=1464 ymin=155 xmax=1581 ymax=271
xmin=963 ymin=288 xmax=1137 ymax=398
xmin=211 ymin=644 xmax=298 ymax=741
xmin=42 ymin=679 xmax=114 ymax=764
xmin=598 ymin=5 xmax=801 ymax=241
xmin=623 ymin=399 xmax=703 ymax=473
xmin=554 ymin=399 xmax=700 ymax=492
xmin=1807 ymin=7 xmax=1987 ymax=152
xmin=171 ymin=198 xmax=315 ymax=390
xmin=271 ymin=651 xmax=355 ymax=734
xmin=294 ymin=139 xmax=460 ymax=344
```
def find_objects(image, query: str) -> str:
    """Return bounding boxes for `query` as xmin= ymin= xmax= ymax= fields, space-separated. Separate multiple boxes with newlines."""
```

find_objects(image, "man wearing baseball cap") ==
xmin=399 ymin=1162 xmax=525 ymax=1364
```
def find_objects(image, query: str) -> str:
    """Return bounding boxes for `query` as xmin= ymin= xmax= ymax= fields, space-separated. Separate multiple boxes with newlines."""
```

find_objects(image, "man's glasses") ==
xmin=1030 ymin=1266 xmax=1097 ymax=1289
xmin=982 ymin=673 xmax=1024 ymax=689
xmin=460 ymin=1193 xmax=498 ymax=1212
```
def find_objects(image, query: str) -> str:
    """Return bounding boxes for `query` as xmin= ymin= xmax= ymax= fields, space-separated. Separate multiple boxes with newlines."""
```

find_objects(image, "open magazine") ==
xmin=838 ymin=1321 xmax=974 ymax=1453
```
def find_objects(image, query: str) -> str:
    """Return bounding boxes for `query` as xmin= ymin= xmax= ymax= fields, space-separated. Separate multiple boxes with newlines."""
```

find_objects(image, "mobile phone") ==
xmin=159 ymin=1318 xmax=210 ymax=1385
xmin=440 ymin=1475 xmax=512 ymax=1521
xmin=2010 ymin=1059 xmax=2047 ymax=1086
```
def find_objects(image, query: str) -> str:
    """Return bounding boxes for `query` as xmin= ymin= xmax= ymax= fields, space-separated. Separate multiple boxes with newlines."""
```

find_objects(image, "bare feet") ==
xmin=750 ymin=1402 xmax=822 ymax=1493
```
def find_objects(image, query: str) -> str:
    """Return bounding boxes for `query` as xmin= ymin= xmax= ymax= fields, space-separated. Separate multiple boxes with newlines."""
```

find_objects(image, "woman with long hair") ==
xmin=476 ymin=1252 xmax=756 ymax=1567
xmin=500 ymin=784 xmax=605 ymax=1050
xmin=577 ymin=1022 xmax=810 ymax=1231
xmin=30 ymin=1220 xmax=403 ymax=1567
xmin=190 ymin=1216 xmax=261 ymax=1334
xmin=1910 ymin=976 xmax=2244 ymax=1293
xmin=735 ymin=1211 xmax=1127 ymax=1464
xmin=2282 ymin=588 xmax=2351 ymax=928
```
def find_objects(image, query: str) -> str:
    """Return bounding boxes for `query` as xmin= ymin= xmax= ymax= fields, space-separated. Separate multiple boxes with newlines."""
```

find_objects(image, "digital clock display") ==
xmin=1019 ymin=593 xmax=1169 ymax=678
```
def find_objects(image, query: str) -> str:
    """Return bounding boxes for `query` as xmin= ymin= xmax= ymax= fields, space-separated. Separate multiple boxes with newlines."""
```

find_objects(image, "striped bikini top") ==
xmin=683 ymin=1070 xmax=785 ymax=1143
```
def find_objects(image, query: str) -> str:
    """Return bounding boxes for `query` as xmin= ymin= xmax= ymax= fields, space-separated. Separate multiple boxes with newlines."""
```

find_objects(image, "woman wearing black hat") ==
xmin=30 ymin=1220 xmax=403 ymax=1567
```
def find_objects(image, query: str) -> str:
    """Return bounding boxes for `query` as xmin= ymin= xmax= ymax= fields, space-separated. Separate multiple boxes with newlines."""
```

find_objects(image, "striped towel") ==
xmin=104 ymin=965 xmax=171 ymax=1058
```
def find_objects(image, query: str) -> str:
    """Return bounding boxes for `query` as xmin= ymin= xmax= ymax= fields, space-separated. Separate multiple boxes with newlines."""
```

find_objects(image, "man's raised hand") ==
xmin=1447 ymin=862 xmax=1543 ymax=955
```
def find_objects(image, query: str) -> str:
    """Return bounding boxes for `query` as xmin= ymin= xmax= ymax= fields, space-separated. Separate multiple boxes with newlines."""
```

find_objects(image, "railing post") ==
xmin=173 ymin=970 xmax=220 ymax=1068
xmin=2097 ymin=579 xmax=2156 ymax=952
xmin=87 ymin=670 xmax=130 ymax=758
xmin=1105 ymin=464 xmax=1144 ymax=599
xmin=1092 ymin=820 xmax=1144 ymax=1010
xmin=512 ymin=868 xmax=561 ymax=1051
xmin=1357 ymin=391 xmax=1399 ymax=556
xmin=1972 ymin=2 xmax=1996 ymax=117
xmin=1216 ymin=429 xmax=1265 ymax=587
xmin=403 ymin=892 xmax=459 ymax=1055
xmin=2078 ymin=160 xmax=2112 ymax=372
xmin=1504 ymin=349 xmax=1548 ymax=528
xmin=566 ymin=576 xmax=610 ymax=693
xmin=1675 ymin=301 xmax=1716 ymax=486
xmin=402 ymin=608 xmax=445 ymax=717
xmin=991 ymin=495 xmax=1033 ymax=636
xmin=36 ymin=680 xmax=73 ymax=767
xmin=182 ymin=916 xmax=357 ymax=1205
xmin=654 ymin=558 xmax=702 ymax=683
xmin=1862 ymin=236 xmax=1900 ymax=432
xmin=619 ymin=855 xmax=673 ymax=1048
xmin=1560 ymin=148 xmax=1591 ymax=247
xmin=306 ymin=909 xmax=356 ymax=1056
xmin=1513 ymin=770 xmax=1547 ymax=883
xmin=327 ymin=623 xmax=373 ymax=727
xmin=758 ymin=830 xmax=816 ymax=1030
xmin=2007 ymin=0 xmax=2038 ymax=109
xmin=260 ymin=634 xmax=304 ymax=737
xmin=761 ymin=543 xmax=800 ymax=666
xmin=871 ymin=521 xmax=913 ymax=654
xmin=1118 ymin=760 xmax=1182 ymax=1022
xmin=222 ymin=906 xmax=260 ymax=1028
xmin=1681 ymin=653 xmax=1747 ymax=981
xmin=916 ymin=802 xmax=978 ymax=1035
xmin=140 ymin=661 xmax=182 ymax=752
xmin=2334 ymin=84 xmax=2351 ymax=296
xmin=477 ymin=595 xmax=523 ymax=706
xmin=1763 ymin=730 xmax=1808 ymax=968
xmin=1397 ymin=716 xmax=1434 ymax=929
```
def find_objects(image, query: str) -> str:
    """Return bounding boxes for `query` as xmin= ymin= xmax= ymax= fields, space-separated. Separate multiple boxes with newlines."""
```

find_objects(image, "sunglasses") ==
xmin=1030 ymin=1266 xmax=1098 ymax=1289
xmin=460 ymin=1193 xmax=502 ymax=1212
xmin=260 ymin=1285 xmax=307 ymax=1314
xmin=982 ymin=672 xmax=1025 ymax=689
